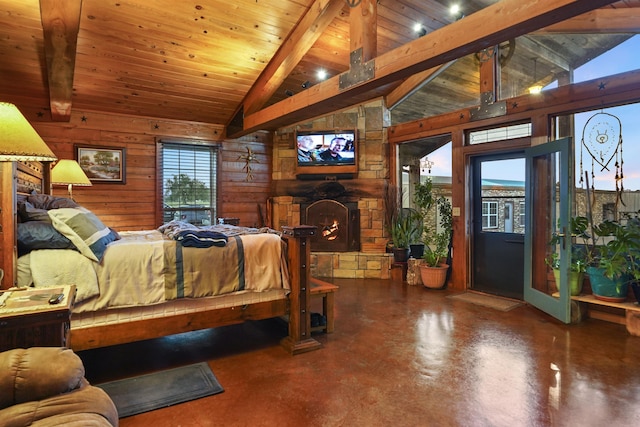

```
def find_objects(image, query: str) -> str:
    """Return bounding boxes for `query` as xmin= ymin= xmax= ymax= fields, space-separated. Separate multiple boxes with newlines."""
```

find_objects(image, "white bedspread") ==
xmin=29 ymin=250 xmax=99 ymax=303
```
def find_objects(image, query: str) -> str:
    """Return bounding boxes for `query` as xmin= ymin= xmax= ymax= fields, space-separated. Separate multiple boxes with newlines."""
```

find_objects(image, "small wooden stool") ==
xmin=309 ymin=277 xmax=338 ymax=333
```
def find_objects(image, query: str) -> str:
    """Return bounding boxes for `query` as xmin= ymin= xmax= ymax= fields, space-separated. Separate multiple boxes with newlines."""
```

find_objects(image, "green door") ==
xmin=524 ymin=137 xmax=572 ymax=323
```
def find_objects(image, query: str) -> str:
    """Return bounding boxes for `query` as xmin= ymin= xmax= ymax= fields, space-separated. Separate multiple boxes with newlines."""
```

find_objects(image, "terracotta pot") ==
xmin=419 ymin=263 xmax=449 ymax=289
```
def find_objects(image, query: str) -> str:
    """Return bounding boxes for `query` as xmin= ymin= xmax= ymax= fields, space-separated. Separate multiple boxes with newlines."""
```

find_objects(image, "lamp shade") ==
xmin=51 ymin=159 xmax=92 ymax=186
xmin=0 ymin=102 xmax=57 ymax=161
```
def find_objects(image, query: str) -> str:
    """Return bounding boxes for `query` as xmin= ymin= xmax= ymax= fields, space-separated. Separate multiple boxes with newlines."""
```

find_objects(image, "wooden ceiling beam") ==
xmin=40 ymin=0 xmax=82 ymax=121
xmin=350 ymin=0 xmax=377 ymax=62
xmin=239 ymin=0 xmax=345 ymax=117
xmin=240 ymin=0 xmax=619 ymax=135
xmin=538 ymin=8 xmax=640 ymax=33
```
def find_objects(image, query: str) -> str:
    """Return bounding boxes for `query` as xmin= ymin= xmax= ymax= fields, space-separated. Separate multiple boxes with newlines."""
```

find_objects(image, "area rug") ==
xmin=97 ymin=362 xmax=224 ymax=418
xmin=448 ymin=292 xmax=523 ymax=312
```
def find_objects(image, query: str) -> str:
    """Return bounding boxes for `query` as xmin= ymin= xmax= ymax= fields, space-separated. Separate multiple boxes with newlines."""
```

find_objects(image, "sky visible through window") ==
xmin=425 ymin=35 xmax=640 ymax=192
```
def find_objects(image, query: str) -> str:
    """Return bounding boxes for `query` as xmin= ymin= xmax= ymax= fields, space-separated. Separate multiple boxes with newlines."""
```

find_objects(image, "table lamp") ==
xmin=0 ymin=101 xmax=57 ymax=288
xmin=51 ymin=159 xmax=92 ymax=199
xmin=0 ymin=102 xmax=57 ymax=162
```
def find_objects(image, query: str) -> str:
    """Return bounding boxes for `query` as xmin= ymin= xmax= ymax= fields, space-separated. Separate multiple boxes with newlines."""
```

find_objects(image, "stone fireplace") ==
xmin=269 ymin=100 xmax=392 ymax=279
xmin=302 ymin=200 xmax=360 ymax=252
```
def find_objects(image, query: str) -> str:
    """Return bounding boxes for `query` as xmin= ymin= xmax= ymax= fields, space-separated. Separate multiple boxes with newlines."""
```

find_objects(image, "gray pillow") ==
xmin=17 ymin=221 xmax=76 ymax=256
xmin=27 ymin=194 xmax=79 ymax=210
xmin=18 ymin=201 xmax=51 ymax=223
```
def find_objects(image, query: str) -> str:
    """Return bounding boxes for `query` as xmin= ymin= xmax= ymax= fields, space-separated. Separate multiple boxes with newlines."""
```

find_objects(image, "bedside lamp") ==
xmin=0 ymin=102 xmax=57 ymax=289
xmin=0 ymin=102 xmax=57 ymax=162
xmin=51 ymin=159 xmax=92 ymax=199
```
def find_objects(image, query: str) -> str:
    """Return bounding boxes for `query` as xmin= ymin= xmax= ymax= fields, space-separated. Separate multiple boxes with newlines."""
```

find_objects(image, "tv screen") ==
xmin=296 ymin=129 xmax=357 ymax=178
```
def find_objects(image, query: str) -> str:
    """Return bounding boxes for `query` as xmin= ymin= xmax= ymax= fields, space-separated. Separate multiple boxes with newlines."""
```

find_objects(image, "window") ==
xmin=482 ymin=201 xmax=498 ymax=229
xmin=519 ymin=201 xmax=526 ymax=227
xmin=468 ymin=123 xmax=531 ymax=145
xmin=160 ymin=142 xmax=218 ymax=226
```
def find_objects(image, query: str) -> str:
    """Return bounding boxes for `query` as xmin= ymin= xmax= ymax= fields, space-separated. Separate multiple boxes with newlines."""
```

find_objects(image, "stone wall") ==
xmin=271 ymin=100 xmax=393 ymax=279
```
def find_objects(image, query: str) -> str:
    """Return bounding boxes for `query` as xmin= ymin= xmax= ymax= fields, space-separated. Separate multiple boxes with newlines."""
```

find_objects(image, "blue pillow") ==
xmin=17 ymin=221 xmax=76 ymax=256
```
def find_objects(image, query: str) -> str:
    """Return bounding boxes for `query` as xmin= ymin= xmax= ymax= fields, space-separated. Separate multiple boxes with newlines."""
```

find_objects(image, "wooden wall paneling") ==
xmin=29 ymin=110 xmax=229 ymax=231
xmin=219 ymin=135 xmax=272 ymax=227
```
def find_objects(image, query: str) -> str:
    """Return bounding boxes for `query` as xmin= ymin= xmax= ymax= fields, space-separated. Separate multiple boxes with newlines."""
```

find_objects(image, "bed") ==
xmin=0 ymin=161 xmax=320 ymax=355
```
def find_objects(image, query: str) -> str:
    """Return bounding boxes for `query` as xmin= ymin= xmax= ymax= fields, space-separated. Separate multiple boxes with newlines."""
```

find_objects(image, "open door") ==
xmin=524 ymin=137 xmax=572 ymax=323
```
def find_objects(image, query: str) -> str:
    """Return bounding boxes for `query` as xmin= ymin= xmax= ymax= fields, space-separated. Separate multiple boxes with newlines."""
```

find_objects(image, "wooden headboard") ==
xmin=0 ymin=160 xmax=50 ymax=289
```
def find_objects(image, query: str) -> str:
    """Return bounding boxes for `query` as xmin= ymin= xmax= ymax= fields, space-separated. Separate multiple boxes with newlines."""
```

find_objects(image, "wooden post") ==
xmin=280 ymin=225 xmax=321 ymax=354
xmin=0 ymin=162 xmax=17 ymax=289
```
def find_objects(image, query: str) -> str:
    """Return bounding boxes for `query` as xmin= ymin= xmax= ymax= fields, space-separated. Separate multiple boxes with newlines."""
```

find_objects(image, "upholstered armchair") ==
xmin=0 ymin=347 xmax=118 ymax=427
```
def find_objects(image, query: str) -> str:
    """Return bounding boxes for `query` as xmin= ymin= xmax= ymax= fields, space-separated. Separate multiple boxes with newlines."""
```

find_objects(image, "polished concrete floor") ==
xmin=79 ymin=279 xmax=640 ymax=427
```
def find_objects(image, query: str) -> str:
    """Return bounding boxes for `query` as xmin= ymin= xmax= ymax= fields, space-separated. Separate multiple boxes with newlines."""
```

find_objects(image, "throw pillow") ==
xmin=48 ymin=207 xmax=118 ymax=262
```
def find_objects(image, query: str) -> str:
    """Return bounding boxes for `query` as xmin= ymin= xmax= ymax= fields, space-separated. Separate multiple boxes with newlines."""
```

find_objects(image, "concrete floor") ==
xmin=80 ymin=278 xmax=640 ymax=427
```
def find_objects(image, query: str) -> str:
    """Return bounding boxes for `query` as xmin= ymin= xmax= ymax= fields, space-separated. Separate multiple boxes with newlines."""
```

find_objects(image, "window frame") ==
xmin=156 ymin=139 xmax=221 ymax=227
xmin=482 ymin=200 xmax=499 ymax=229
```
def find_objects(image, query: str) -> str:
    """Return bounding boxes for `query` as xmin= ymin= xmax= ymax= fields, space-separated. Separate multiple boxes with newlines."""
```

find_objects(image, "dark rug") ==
xmin=97 ymin=362 xmax=224 ymax=418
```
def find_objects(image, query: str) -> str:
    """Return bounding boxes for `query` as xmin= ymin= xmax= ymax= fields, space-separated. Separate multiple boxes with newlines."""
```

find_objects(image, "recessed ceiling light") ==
xmin=317 ymin=69 xmax=327 ymax=81
xmin=413 ymin=23 xmax=427 ymax=37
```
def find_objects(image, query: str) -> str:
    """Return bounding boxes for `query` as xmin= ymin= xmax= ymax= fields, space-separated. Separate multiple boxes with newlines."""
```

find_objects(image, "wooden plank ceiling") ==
xmin=0 ymin=0 xmax=638 ymax=135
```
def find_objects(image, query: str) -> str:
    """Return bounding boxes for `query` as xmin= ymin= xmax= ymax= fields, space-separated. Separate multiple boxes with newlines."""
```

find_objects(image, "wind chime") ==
xmin=579 ymin=111 xmax=624 ymax=206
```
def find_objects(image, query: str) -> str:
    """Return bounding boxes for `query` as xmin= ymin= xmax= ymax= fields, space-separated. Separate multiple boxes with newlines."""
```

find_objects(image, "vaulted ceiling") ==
xmin=0 ymin=0 xmax=638 ymax=137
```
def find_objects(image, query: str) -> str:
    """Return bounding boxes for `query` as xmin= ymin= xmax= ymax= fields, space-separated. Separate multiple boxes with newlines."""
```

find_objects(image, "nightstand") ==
xmin=0 ymin=285 xmax=76 ymax=351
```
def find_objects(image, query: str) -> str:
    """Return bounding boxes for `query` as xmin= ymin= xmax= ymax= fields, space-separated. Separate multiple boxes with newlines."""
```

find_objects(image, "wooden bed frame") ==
xmin=0 ymin=161 xmax=321 ymax=355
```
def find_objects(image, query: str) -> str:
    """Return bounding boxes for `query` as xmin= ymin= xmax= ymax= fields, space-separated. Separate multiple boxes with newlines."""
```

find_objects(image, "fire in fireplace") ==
xmin=302 ymin=199 xmax=360 ymax=252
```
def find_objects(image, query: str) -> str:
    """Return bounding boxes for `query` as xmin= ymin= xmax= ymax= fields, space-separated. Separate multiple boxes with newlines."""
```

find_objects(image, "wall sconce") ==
xmin=51 ymin=159 xmax=92 ymax=199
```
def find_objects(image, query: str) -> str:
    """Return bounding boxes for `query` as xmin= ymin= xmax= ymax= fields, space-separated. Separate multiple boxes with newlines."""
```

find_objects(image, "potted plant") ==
xmin=390 ymin=207 xmax=422 ymax=263
xmin=587 ymin=218 xmax=640 ymax=302
xmin=413 ymin=178 xmax=453 ymax=289
xmin=546 ymin=215 xmax=590 ymax=296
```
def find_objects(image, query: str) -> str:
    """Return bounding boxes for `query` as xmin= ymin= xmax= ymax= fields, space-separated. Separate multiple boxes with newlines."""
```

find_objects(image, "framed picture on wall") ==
xmin=75 ymin=145 xmax=126 ymax=184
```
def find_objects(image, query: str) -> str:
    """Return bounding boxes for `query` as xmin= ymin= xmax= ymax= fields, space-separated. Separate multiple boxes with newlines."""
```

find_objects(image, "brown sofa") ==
xmin=0 ymin=347 xmax=118 ymax=427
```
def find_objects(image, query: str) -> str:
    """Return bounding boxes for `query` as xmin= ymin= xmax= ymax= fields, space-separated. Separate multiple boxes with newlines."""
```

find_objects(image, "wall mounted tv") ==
xmin=296 ymin=129 xmax=357 ymax=179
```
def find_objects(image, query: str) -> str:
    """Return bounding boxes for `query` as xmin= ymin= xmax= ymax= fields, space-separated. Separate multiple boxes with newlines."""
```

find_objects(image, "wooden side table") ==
xmin=0 ymin=285 xmax=75 ymax=351
xmin=309 ymin=277 xmax=338 ymax=333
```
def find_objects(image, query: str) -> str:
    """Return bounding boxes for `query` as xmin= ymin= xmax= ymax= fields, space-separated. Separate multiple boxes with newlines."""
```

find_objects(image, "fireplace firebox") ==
xmin=302 ymin=200 xmax=360 ymax=252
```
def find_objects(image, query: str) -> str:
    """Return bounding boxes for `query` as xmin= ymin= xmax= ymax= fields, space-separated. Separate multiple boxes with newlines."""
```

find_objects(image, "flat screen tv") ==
xmin=296 ymin=129 xmax=357 ymax=178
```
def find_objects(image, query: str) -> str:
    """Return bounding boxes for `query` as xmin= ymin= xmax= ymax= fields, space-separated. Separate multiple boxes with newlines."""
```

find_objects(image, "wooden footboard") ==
xmin=70 ymin=225 xmax=320 ymax=354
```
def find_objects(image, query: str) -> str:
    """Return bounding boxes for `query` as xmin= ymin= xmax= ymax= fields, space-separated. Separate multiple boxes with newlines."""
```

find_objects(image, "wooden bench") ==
xmin=571 ymin=294 xmax=640 ymax=336
xmin=309 ymin=277 xmax=339 ymax=333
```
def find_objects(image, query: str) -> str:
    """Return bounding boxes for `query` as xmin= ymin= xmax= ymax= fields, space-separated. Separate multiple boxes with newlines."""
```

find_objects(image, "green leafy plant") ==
xmin=593 ymin=218 xmax=640 ymax=283
xmin=546 ymin=215 xmax=591 ymax=273
xmin=413 ymin=178 xmax=452 ymax=267
xmin=390 ymin=208 xmax=422 ymax=249
xmin=422 ymin=230 xmax=450 ymax=267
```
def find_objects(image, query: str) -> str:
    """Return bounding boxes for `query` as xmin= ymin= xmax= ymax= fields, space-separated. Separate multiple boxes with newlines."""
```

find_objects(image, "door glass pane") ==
xmin=524 ymin=137 xmax=571 ymax=324
xmin=480 ymin=158 xmax=525 ymax=234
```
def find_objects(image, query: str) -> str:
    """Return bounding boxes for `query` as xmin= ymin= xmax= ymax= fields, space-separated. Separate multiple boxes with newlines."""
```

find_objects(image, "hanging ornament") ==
xmin=238 ymin=147 xmax=259 ymax=181
xmin=579 ymin=111 xmax=624 ymax=206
